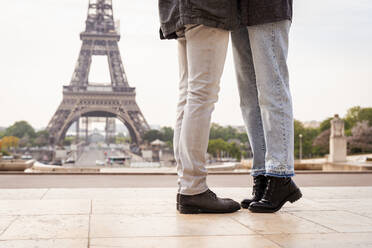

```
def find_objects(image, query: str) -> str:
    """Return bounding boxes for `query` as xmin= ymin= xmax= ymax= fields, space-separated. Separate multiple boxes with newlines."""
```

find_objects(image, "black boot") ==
xmin=177 ymin=189 xmax=241 ymax=214
xmin=249 ymin=176 xmax=302 ymax=213
xmin=241 ymin=175 xmax=267 ymax=209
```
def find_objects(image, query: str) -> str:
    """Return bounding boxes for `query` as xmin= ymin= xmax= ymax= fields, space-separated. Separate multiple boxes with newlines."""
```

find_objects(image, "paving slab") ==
xmin=0 ymin=216 xmax=17 ymax=235
xmin=231 ymin=211 xmax=334 ymax=234
xmin=0 ymin=239 xmax=88 ymax=248
xmin=303 ymin=186 xmax=372 ymax=200
xmin=43 ymin=188 xmax=176 ymax=200
xmin=267 ymin=233 xmax=372 ymax=248
xmin=292 ymin=210 xmax=372 ymax=233
xmin=90 ymin=236 xmax=281 ymax=248
xmin=92 ymin=199 xmax=176 ymax=217
xmin=0 ymin=189 xmax=48 ymax=200
xmin=90 ymin=214 xmax=255 ymax=238
xmin=0 ymin=215 xmax=89 ymax=240
xmin=0 ymin=199 xmax=91 ymax=216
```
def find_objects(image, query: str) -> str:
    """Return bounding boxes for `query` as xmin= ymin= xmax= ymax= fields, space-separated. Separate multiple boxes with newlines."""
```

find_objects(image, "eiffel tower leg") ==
xmin=105 ymin=118 xmax=108 ymax=144
xmin=112 ymin=119 xmax=116 ymax=144
xmin=76 ymin=118 xmax=80 ymax=144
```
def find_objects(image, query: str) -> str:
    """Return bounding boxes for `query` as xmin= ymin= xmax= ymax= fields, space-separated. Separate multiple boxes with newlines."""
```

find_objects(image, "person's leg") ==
xmin=231 ymin=27 xmax=269 ymax=209
xmin=247 ymin=20 xmax=301 ymax=213
xmin=178 ymin=25 xmax=228 ymax=195
xmin=176 ymin=25 xmax=240 ymax=214
xmin=231 ymin=27 xmax=266 ymax=176
xmin=248 ymin=20 xmax=294 ymax=177
xmin=173 ymin=37 xmax=188 ymax=193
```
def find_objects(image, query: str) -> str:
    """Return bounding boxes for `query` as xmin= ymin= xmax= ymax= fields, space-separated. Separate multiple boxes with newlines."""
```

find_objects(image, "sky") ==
xmin=0 ymin=0 xmax=371 ymax=129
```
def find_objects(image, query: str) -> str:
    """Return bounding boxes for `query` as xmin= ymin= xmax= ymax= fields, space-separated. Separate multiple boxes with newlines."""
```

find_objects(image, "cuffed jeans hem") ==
xmin=265 ymin=163 xmax=294 ymax=177
xmin=265 ymin=172 xmax=295 ymax=178
xmin=179 ymin=186 xmax=209 ymax=196
xmin=251 ymin=169 xmax=267 ymax=177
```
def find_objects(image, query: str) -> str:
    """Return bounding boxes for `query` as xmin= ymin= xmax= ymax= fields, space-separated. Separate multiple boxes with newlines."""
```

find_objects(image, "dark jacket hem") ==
xmin=160 ymin=15 xmax=238 ymax=40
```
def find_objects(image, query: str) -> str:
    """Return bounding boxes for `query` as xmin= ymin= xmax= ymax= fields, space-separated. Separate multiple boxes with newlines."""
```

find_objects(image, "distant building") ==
xmin=303 ymin=121 xmax=321 ymax=129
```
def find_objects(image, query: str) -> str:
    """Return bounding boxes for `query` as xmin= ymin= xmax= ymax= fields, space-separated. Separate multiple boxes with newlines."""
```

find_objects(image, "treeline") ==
xmin=143 ymin=106 xmax=372 ymax=160
xmin=143 ymin=123 xmax=250 ymax=160
xmin=2 ymin=105 xmax=371 ymax=159
xmin=0 ymin=121 xmax=49 ymax=153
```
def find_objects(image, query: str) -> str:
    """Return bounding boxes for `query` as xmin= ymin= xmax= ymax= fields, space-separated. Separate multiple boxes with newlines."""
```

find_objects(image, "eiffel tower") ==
xmin=47 ymin=0 xmax=150 ymax=147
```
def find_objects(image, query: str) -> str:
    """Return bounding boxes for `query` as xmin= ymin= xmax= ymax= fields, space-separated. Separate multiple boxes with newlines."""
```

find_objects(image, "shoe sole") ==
xmin=177 ymin=204 xmax=240 ymax=214
xmin=248 ymin=189 xmax=302 ymax=213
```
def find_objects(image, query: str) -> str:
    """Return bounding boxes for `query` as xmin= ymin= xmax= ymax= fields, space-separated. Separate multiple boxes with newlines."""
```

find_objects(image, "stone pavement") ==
xmin=0 ymin=187 xmax=372 ymax=248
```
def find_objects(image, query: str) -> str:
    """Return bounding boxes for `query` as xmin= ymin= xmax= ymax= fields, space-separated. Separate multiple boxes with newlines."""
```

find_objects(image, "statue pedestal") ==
xmin=329 ymin=137 xmax=347 ymax=162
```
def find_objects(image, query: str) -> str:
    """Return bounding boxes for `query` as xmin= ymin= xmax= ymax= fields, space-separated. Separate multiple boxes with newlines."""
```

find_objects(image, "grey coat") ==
xmin=239 ymin=0 xmax=293 ymax=26
xmin=159 ymin=0 xmax=239 ymax=39
xmin=158 ymin=0 xmax=293 ymax=39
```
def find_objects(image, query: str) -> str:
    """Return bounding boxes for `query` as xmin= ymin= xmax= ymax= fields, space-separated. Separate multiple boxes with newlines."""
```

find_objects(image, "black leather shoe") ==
xmin=241 ymin=175 xmax=267 ymax=209
xmin=176 ymin=193 xmax=180 ymax=210
xmin=249 ymin=176 xmax=302 ymax=213
xmin=178 ymin=189 xmax=241 ymax=214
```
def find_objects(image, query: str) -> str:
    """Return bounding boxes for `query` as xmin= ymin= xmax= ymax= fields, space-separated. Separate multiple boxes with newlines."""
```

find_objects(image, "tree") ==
xmin=143 ymin=127 xmax=174 ymax=147
xmin=143 ymin=129 xmax=164 ymax=143
xmin=19 ymin=134 xmax=31 ymax=148
xmin=0 ymin=130 xmax=5 ymax=139
xmin=358 ymin=108 xmax=372 ymax=126
xmin=34 ymin=130 xmax=50 ymax=147
xmin=209 ymin=123 xmax=248 ymax=143
xmin=227 ymin=142 xmax=242 ymax=161
xmin=236 ymin=132 xmax=249 ymax=143
xmin=345 ymin=106 xmax=372 ymax=127
xmin=319 ymin=118 xmax=332 ymax=132
xmin=63 ymin=136 xmax=75 ymax=146
xmin=207 ymin=139 xmax=228 ymax=159
xmin=160 ymin=127 xmax=174 ymax=143
xmin=4 ymin=121 xmax=36 ymax=139
xmin=312 ymin=129 xmax=330 ymax=156
xmin=348 ymin=121 xmax=372 ymax=153
xmin=1 ymin=136 xmax=20 ymax=151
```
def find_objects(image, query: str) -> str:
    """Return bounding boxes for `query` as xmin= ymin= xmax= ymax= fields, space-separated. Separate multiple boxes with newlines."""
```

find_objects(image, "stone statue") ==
xmin=330 ymin=114 xmax=345 ymax=137
xmin=329 ymin=114 xmax=347 ymax=162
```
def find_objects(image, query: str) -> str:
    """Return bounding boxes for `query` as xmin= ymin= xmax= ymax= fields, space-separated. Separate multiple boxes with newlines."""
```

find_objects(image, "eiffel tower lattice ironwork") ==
xmin=47 ymin=0 xmax=150 ymax=146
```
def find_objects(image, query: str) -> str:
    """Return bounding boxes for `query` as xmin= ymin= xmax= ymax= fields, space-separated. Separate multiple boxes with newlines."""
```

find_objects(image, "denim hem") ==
xmin=251 ymin=169 xmax=267 ymax=177
xmin=265 ymin=162 xmax=294 ymax=177
xmin=265 ymin=172 xmax=295 ymax=178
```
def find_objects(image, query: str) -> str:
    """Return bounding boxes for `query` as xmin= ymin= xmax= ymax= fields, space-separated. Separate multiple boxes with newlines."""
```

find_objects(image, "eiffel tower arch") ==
xmin=47 ymin=0 xmax=150 ymax=146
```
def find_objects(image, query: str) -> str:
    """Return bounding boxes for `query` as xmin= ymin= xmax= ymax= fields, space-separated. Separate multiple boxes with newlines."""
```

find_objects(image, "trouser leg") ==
xmin=231 ymin=27 xmax=266 ymax=176
xmin=248 ymin=20 xmax=294 ymax=177
xmin=174 ymin=38 xmax=188 ymax=192
xmin=178 ymin=25 xmax=229 ymax=195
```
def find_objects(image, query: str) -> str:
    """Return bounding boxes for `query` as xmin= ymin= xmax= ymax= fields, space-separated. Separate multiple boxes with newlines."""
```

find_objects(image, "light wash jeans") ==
xmin=231 ymin=20 xmax=294 ymax=177
xmin=174 ymin=25 xmax=229 ymax=195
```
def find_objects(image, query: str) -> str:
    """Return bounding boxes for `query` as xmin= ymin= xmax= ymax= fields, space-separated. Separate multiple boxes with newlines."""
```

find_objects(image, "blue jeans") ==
xmin=231 ymin=20 xmax=294 ymax=177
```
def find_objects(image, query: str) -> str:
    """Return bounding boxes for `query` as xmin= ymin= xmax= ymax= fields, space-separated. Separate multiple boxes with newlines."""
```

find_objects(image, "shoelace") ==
xmin=206 ymin=190 xmax=217 ymax=200
xmin=262 ymin=178 xmax=275 ymax=200
xmin=252 ymin=177 xmax=266 ymax=196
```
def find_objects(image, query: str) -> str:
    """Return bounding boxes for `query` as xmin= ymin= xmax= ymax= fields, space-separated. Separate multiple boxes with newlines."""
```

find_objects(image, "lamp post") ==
xmin=299 ymin=134 xmax=303 ymax=161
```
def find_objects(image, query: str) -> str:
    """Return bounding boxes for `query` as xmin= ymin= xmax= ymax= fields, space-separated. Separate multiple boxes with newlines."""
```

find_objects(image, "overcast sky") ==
xmin=0 ymin=0 xmax=371 ymax=129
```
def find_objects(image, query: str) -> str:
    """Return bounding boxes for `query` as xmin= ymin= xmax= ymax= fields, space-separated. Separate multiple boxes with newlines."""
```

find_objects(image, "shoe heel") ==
xmin=178 ymin=205 xmax=201 ymax=214
xmin=288 ymin=189 xmax=302 ymax=203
